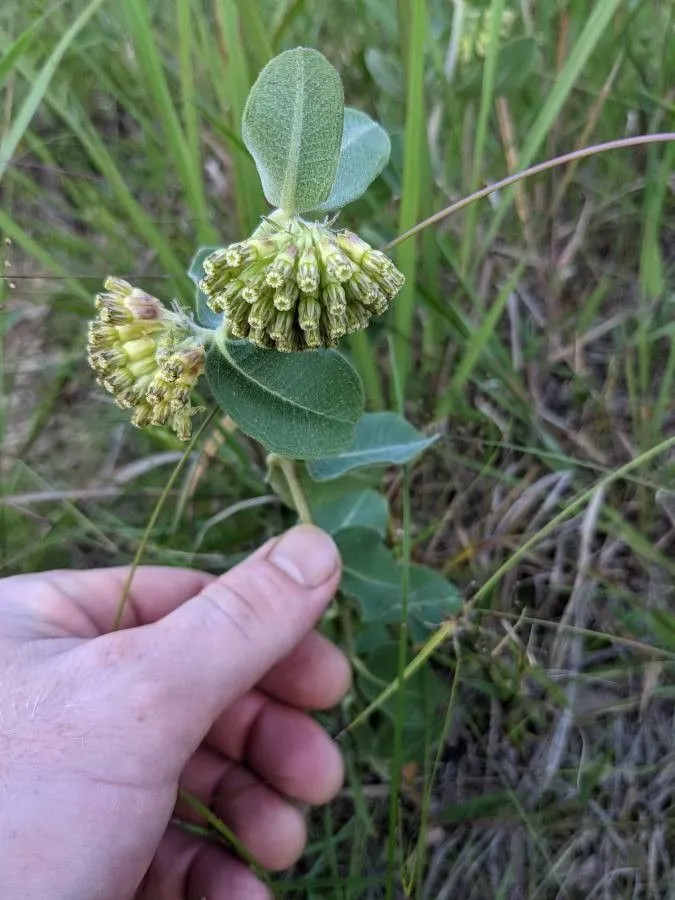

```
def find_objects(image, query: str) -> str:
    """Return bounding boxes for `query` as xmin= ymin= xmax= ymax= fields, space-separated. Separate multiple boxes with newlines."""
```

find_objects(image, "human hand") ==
xmin=0 ymin=525 xmax=347 ymax=900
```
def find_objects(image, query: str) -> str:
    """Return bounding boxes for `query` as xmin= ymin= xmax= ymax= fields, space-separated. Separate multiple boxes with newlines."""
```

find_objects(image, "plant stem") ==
xmin=278 ymin=457 xmax=313 ymax=524
xmin=113 ymin=407 xmax=217 ymax=630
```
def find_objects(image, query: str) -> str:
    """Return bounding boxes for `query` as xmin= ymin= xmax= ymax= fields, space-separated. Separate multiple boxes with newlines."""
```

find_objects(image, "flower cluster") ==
xmin=200 ymin=217 xmax=405 ymax=352
xmin=87 ymin=278 xmax=205 ymax=440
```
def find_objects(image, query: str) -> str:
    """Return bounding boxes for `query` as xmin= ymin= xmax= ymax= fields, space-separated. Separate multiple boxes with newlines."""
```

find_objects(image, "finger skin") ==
xmin=178 ymin=746 xmax=307 ymax=871
xmin=259 ymin=629 xmax=352 ymax=709
xmin=0 ymin=566 xmax=214 ymax=637
xmin=0 ymin=526 xmax=343 ymax=900
xmin=187 ymin=843 xmax=272 ymax=900
xmin=245 ymin=701 xmax=344 ymax=804
xmin=0 ymin=528 xmax=315 ymax=638
xmin=185 ymin=692 xmax=344 ymax=804
xmin=128 ymin=526 xmax=342 ymax=747
xmin=141 ymin=828 xmax=271 ymax=900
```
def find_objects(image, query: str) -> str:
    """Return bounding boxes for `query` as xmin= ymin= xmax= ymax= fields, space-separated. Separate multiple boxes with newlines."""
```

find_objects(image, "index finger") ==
xmin=0 ymin=565 xmax=214 ymax=637
xmin=0 ymin=535 xmax=286 ymax=637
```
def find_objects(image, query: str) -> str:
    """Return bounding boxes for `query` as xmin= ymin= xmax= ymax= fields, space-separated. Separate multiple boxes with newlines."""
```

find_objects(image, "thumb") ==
xmin=131 ymin=525 xmax=341 ymax=747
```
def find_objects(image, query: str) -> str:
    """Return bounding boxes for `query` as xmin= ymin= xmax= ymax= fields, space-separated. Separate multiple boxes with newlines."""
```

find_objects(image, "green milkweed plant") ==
xmin=88 ymin=48 xmax=404 ymax=444
xmin=87 ymin=48 xmax=462 ymax=673
xmin=85 ymin=46 xmax=675 ymax=768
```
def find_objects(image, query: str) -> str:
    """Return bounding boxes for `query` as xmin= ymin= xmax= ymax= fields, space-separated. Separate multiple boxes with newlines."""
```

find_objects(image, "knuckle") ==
xmin=198 ymin=559 xmax=288 ymax=636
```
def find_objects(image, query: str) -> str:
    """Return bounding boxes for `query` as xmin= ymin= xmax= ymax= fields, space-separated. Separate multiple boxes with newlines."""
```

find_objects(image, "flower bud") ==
xmin=131 ymin=404 xmax=153 ymax=429
xmin=317 ymin=237 xmax=353 ymax=282
xmin=273 ymin=282 xmax=298 ymax=312
xmin=324 ymin=282 xmax=347 ymax=314
xmin=125 ymin=289 xmax=165 ymax=321
xmin=265 ymin=245 xmax=297 ymax=288
xmin=248 ymin=295 xmax=275 ymax=329
xmin=297 ymin=246 xmax=320 ymax=293
xmin=336 ymin=230 xmax=372 ymax=264
xmin=345 ymin=303 xmax=371 ymax=333
xmin=298 ymin=293 xmax=321 ymax=331
xmin=269 ymin=310 xmax=295 ymax=347
xmin=348 ymin=271 xmax=380 ymax=307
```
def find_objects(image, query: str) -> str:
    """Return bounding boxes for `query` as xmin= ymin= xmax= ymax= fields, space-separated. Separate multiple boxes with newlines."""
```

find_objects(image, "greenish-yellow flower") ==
xmin=200 ymin=216 xmax=405 ymax=352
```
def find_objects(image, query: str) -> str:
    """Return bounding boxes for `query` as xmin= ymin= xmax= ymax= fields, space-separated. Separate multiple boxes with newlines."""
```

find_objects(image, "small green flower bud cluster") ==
xmin=88 ymin=278 xmax=205 ymax=440
xmin=200 ymin=218 xmax=405 ymax=352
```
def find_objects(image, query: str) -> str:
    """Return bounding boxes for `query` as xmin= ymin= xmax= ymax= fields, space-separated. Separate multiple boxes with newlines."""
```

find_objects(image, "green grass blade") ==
xmin=234 ymin=0 xmax=273 ymax=69
xmin=436 ymin=261 xmax=525 ymax=417
xmin=0 ymin=3 xmax=59 ymax=89
xmin=213 ymin=0 xmax=266 ymax=234
xmin=345 ymin=433 xmax=675 ymax=732
xmin=459 ymin=0 xmax=505 ymax=277
xmin=176 ymin=0 xmax=200 ymax=167
xmin=0 ymin=31 xmax=189 ymax=289
xmin=0 ymin=210 xmax=91 ymax=302
xmin=0 ymin=0 xmax=105 ymax=185
xmin=386 ymin=464 xmax=411 ymax=899
xmin=122 ymin=0 xmax=215 ymax=244
xmin=392 ymin=0 xmax=427 ymax=396
xmin=349 ymin=331 xmax=384 ymax=410
xmin=477 ymin=0 xmax=624 ymax=263
xmin=385 ymin=339 xmax=410 ymax=899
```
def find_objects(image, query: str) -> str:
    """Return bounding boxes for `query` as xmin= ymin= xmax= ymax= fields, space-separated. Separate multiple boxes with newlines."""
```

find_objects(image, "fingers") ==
xmin=187 ymin=843 xmax=272 ymax=900
xmin=259 ymin=629 xmax=351 ymax=709
xmin=178 ymin=705 xmax=343 ymax=872
xmin=146 ymin=828 xmax=271 ymax=900
xmin=238 ymin=700 xmax=344 ymax=803
xmin=204 ymin=691 xmax=344 ymax=803
xmin=178 ymin=748 xmax=306 ymax=871
xmin=132 ymin=526 xmax=342 ymax=748
xmin=0 ymin=566 xmax=214 ymax=638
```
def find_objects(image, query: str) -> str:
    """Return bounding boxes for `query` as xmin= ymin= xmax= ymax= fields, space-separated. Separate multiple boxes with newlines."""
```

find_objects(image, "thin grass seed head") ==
xmin=87 ymin=278 xmax=206 ymax=440
xmin=200 ymin=217 xmax=405 ymax=352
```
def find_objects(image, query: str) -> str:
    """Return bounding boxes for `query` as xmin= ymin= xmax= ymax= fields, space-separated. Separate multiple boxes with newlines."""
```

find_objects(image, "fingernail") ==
xmin=269 ymin=525 xmax=339 ymax=588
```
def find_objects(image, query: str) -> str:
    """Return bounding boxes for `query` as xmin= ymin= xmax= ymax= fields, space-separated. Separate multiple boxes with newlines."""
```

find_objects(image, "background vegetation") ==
xmin=1 ymin=0 xmax=675 ymax=897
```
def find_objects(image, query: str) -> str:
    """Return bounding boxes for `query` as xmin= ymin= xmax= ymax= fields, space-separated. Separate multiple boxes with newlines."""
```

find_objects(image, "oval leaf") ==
xmin=312 ymin=108 xmax=391 ymax=212
xmin=336 ymin=527 xmax=462 ymax=638
xmin=206 ymin=340 xmax=364 ymax=458
xmin=242 ymin=48 xmax=344 ymax=213
xmin=313 ymin=489 xmax=388 ymax=536
xmin=189 ymin=246 xmax=224 ymax=328
xmin=308 ymin=411 xmax=438 ymax=480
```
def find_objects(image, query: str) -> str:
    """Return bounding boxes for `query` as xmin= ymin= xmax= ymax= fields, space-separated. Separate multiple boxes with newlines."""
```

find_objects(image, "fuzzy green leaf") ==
xmin=336 ymin=528 xmax=461 ymax=638
xmin=308 ymin=412 xmax=438 ymax=480
xmin=206 ymin=341 xmax=364 ymax=458
xmin=312 ymin=108 xmax=391 ymax=212
xmin=242 ymin=47 xmax=344 ymax=213
xmin=188 ymin=246 xmax=223 ymax=328
xmin=313 ymin=489 xmax=388 ymax=536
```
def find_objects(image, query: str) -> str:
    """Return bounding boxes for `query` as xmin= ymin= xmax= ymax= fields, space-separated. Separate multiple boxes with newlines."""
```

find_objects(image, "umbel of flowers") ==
xmin=87 ymin=278 xmax=205 ymax=440
xmin=200 ymin=214 xmax=405 ymax=352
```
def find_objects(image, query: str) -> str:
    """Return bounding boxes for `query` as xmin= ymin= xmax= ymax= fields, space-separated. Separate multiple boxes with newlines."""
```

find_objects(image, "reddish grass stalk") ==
xmin=384 ymin=132 xmax=675 ymax=251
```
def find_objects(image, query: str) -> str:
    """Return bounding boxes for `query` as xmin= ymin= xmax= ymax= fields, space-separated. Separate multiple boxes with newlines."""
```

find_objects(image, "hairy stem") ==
xmin=279 ymin=457 xmax=313 ymax=524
